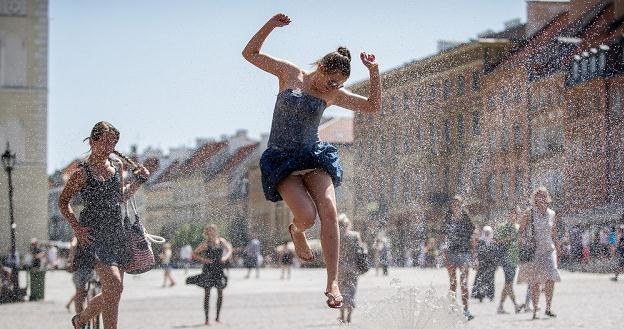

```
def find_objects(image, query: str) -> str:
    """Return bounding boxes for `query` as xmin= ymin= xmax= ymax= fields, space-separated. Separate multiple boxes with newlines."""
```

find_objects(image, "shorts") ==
xmin=502 ymin=264 xmax=517 ymax=283
xmin=72 ymin=267 xmax=95 ymax=291
xmin=446 ymin=251 xmax=471 ymax=267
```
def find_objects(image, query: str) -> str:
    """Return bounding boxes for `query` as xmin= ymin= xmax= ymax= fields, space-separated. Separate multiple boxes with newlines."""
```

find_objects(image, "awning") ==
xmin=561 ymin=202 xmax=624 ymax=226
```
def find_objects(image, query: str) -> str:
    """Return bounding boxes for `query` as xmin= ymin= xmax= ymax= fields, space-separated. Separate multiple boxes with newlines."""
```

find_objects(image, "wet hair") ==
xmin=530 ymin=186 xmax=552 ymax=205
xmin=84 ymin=121 xmax=140 ymax=171
xmin=337 ymin=213 xmax=352 ymax=231
xmin=318 ymin=47 xmax=352 ymax=77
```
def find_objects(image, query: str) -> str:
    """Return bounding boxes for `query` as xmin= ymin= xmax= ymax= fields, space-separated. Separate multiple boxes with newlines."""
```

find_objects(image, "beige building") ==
xmin=0 ymin=0 xmax=48 ymax=255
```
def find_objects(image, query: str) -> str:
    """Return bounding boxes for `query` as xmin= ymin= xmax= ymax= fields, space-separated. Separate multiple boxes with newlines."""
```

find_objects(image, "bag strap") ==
xmin=129 ymin=195 xmax=166 ymax=244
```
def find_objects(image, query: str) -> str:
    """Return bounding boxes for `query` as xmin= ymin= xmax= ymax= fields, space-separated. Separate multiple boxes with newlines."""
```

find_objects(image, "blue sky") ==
xmin=48 ymin=0 xmax=526 ymax=172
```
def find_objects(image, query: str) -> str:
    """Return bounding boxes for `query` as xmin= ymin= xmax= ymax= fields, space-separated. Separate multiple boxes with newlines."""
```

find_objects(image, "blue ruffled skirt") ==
xmin=260 ymin=141 xmax=343 ymax=202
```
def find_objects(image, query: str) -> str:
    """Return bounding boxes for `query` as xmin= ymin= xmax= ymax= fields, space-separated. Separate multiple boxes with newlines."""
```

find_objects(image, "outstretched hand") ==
xmin=268 ymin=13 xmax=291 ymax=28
xmin=360 ymin=52 xmax=378 ymax=70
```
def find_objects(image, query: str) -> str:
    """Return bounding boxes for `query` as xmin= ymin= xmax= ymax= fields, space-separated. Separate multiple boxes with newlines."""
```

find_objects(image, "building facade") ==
xmin=0 ymin=0 xmax=48 ymax=255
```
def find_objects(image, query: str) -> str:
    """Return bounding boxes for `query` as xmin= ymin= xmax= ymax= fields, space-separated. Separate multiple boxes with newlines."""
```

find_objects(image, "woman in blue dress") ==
xmin=242 ymin=13 xmax=381 ymax=308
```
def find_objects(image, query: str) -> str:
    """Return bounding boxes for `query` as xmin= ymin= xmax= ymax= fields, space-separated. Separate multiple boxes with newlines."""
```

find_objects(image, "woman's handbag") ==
xmin=123 ymin=197 xmax=166 ymax=274
xmin=355 ymin=245 xmax=372 ymax=274
xmin=518 ymin=211 xmax=536 ymax=263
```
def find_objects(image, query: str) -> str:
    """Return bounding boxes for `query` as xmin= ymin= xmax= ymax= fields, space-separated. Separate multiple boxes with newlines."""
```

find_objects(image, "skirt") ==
xmin=186 ymin=271 xmax=228 ymax=289
xmin=260 ymin=142 xmax=343 ymax=202
xmin=517 ymin=250 xmax=561 ymax=284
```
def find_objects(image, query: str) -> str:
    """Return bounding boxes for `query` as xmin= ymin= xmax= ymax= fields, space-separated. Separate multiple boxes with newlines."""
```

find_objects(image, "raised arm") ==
xmin=242 ymin=13 xmax=300 ymax=80
xmin=220 ymin=238 xmax=234 ymax=263
xmin=58 ymin=169 xmax=93 ymax=245
xmin=333 ymin=52 xmax=381 ymax=113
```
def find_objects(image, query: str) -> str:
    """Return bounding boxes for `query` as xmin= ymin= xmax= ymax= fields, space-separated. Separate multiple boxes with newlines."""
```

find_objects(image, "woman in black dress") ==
xmin=188 ymin=224 xmax=233 ymax=326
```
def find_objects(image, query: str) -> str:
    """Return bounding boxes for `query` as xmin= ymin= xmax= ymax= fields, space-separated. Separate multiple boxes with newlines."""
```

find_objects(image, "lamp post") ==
xmin=1 ymin=142 xmax=20 ymax=301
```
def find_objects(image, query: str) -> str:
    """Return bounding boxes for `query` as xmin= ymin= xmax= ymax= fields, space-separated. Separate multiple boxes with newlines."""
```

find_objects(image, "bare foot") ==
xmin=288 ymin=223 xmax=314 ymax=261
xmin=325 ymin=281 xmax=343 ymax=308
xmin=205 ymin=320 xmax=210 ymax=326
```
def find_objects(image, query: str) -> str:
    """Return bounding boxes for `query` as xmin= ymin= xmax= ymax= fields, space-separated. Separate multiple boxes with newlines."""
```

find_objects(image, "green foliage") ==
xmin=171 ymin=223 xmax=205 ymax=249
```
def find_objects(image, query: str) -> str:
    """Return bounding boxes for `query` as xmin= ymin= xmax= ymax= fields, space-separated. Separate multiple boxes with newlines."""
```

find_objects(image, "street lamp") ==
xmin=2 ymin=142 xmax=21 ymax=301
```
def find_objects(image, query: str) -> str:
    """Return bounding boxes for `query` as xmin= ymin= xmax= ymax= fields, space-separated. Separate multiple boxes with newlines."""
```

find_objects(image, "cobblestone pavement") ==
xmin=0 ymin=267 xmax=621 ymax=329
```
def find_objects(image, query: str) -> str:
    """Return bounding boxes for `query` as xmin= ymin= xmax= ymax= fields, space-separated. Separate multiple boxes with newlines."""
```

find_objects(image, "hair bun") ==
xmin=336 ymin=47 xmax=351 ymax=61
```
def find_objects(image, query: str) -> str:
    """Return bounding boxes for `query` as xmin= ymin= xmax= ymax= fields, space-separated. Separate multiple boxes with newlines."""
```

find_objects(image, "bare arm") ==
xmin=242 ymin=13 xmax=300 ymax=81
xmin=58 ymin=169 xmax=93 ymax=244
xmin=192 ymin=242 xmax=213 ymax=265
xmin=220 ymin=238 xmax=234 ymax=263
xmin=333 ymin=53 xmax=381 ymax=113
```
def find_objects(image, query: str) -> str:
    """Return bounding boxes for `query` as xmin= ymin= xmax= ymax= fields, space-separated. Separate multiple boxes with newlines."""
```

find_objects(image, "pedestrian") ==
xmin=160 ymin=243 xmax=176 ymax=287
xmin=47 ymin=245 xmax=59 ymax=270
xmin=187 ymin=224 xmax=233 ymax=326
xmin=496 ymin=207 xmax=521 ymax=314
xmin=29 ymin=238 xmax=45 ymax=271
xmin=375 ymin=237 xmax=390 ymax=276
xmin=440 ymin=195 xmax=476 ymax=320
xmin=471 ymin=226 xmax=497 ymax=302
xmin=337 ymin=214 xmax=365 ymax=324
xmin=517 ymin=186 xmax=561 ymax=320
xmin=581 ymin=226 xmax=591 ymax=264
xmin=608 ymin=226 xmax=618 ymax=259
xmin=279 ymin=242 xmax=294 ymax=280
xmin=610 ymin=226 xmax=624 ymax=282
xmin=65 ymin=236 xmax=95 ymax=314
xmin=180 ymin=243 xmax=193 ymax=275
xmin=59 ymin=121 xmax=151 ymax=329
xmin=244 ymin=238 xmax=261 ymax=279
xmin=242 ymin=13 xmax=381 ymax=308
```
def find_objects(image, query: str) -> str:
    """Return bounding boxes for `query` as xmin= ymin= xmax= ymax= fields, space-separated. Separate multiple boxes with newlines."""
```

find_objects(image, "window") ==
xmin=443 ymin=79 xmax=451 ymax=100
xmin=403 ymin=129 xmax=409 ymax=153
xmin=581 ymin=57 xmax=589 ymax=81
xmin=502 ymin=171 xmax=510 ymax=200
xmin=391 ymin=176 xmax=398 ymax=203
xmin=513 ymin=122 xmax=522 ymax=147
xmin=513 ymin=86 xmax=521 ymax=103
xmin=443 ymin=119 xmax=451 ymax=149
xmin=598 ymin=51 xmax=606 ymax=75
xmin=429 ymin=83 xmax=436 ymax=102
xmin=572 ymin=61 xmax=580 ymax=82
xmin=472 ymin=70 xmax=480 ymax=91
xmin=457 ymin=166 xmax=465 ymax=194
xmin=612 ymin=89 xmax=622 ymax=119
xmin=488 ymin=95 xmax=495 ymax=110
xmin=403 ymin=92 xmax=410 ymax=112
xmin=501 ymin=88 xmax=509 ymax=104
xmin=589 ymin=55 xmax=597 ymax=78
xmin=457 ymin=76 xmax=466 ymax=96
xmin=472 ymin=111 xmax=481 ymax=136
xmin=430 ymin=122 xmax=437 ymax=155
xmin=443 ymin=166 xmax=450 ymax=193
xmin=514 ymin=169 xmax=523 ymax=199
xmin=487 ymin=174 xmax=496 ymax=200
xmin=488 ymin=131 xmax=497 ymax=154
xmin=501 ymin=127 xmax=510 ymax=152
xmin=457 ymin=114 xmax=465 ymax=149
xmin=595 ymin=94 xmax=601 ymax=112
xmin=529 ymin=93 xmax=537 ymax=112
xmin=0 ymin=33 xmax=27 ymax=87
xmin=391 ymin=95 xmax=397 ymax=114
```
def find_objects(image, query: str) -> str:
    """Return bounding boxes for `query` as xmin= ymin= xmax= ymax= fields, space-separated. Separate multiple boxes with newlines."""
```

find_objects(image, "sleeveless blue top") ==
xmin=267 ymin=88 xmax=327 ymax=149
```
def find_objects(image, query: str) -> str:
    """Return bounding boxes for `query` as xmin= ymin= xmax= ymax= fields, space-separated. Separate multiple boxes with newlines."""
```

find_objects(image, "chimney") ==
xmin=526 ymin=0 xmax=569 ymax=37
xmin=614 ymin=0 xmax=624 ymax=20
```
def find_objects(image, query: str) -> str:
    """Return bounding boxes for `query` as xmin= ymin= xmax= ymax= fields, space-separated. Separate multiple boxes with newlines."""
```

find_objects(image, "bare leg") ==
xmin=76 ymin=263 xmax=124 ymax=329
xmin=544 ymin=280 xmax=555 ymax=313
xmin=459 ymin=265 xmax=470 ymax=312
xmin=74 ymin=289 xmax=87 ymax=314
xmin=530 ymin=283 xmax=540 ymax=319
xmin=303 ymin=171 xmax=341 ymax=302
xmin=446 ymin=265 xmax=458 ymax=297
xmin=66 ymin=293 xmax=76 ymax=311
xmin=277 ymin=175 xmax=317 ymax=261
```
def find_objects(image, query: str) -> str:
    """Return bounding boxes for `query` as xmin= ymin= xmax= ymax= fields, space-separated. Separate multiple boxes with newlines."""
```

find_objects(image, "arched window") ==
xmin=0 ymin=32 xmax=27 ymax=87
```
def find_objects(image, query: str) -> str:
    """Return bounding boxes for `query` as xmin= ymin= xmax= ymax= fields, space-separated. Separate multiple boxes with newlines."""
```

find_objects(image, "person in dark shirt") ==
xmin=611 ymin=226 xmax=624 ymax=282
xmin=440 ymin=195 xmax=476 ymax=320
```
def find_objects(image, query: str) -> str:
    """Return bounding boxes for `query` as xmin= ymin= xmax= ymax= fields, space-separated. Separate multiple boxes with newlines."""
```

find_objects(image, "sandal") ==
xmin=288 ymin=223 xmax=314 ymax=262
xmin=325 ymin=291 xmax=344 ymax=309
xmin=71 ymin=315 xmax=83 ymax=329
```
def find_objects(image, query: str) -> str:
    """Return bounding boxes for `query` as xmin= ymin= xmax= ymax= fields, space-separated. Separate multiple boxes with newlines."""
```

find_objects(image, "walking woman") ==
xmin=517 ymin=186 xmax=561 ymax=320
xmin=188 ymin=224 xmax=233 ymax=326
xmin=59 ymin=121 xmax=150 ymax=329
xmin=496 ymin=207 xmax=521 ymax=314
xmin=440 ymin=195 xmax=476 ymax=320
xmin=159 ymin=243 xmax=176 ymax=287
xmin=337 ymin=214 xmax=364 ymax=324
xmin=242 ymin=13 xmax=381 ymax=308
xmin=471 ymin=226 xmax=497 ymax=302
